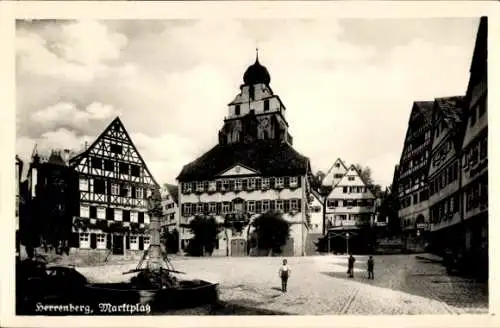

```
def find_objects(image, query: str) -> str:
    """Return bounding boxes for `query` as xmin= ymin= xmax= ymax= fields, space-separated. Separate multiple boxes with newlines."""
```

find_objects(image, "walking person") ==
xmin=367 ymin=256 xmax=374 ymax=279
xmin=278 ymin=259 xmax=291 ymax=292
xmin=347 ymin=254 xmax=355 ymax=278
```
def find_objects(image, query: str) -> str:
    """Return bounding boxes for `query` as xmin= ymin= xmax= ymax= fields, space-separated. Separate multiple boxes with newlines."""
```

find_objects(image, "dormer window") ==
xmin=248 ymin=178 xmax=256 ymax=190
xmin=262 ymin=178 xmax=270 ymax=189
xmin=289 ymin=177 xmax=298 ymax=187
xmin=196 ymin=182 xmax=204 ymax=192
xmin=275 ymin=177 xmax=284 ymax=188
xmin=208 ymin=181 xmax=216 ymax=192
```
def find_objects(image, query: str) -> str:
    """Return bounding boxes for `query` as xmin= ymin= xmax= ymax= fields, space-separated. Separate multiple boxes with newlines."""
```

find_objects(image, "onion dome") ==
xmin=243 ymin=50 xmax=271 ymax=86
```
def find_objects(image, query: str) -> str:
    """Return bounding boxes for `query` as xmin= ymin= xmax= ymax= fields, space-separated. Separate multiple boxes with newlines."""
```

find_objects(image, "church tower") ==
xmin=218 ymin=51 xmax=293 ymax=145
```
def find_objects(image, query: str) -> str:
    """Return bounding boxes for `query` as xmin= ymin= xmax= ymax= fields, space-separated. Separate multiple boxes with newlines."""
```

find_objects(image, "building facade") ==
xmin=177 ymin=55 xmax=312 ymax=257
xmin=25 ymin=148 xmax=79 ymax=253
xmin=324 ymin=164 xmax=376 ymax=253
xmin=460 ymin=17 xmax=487 ymax=272
xmin=160 ymin=183 xmax=179 ymax=232
xmin=428 ymin=97 xmax=465 ymax=252
xmin=308 ymin=190 xmax=324 ymax=234
xmin=396 ymin=101 xmax=434 ymax=250
xmin=322 ymin=158 xmax=349 ymax=191
xmin=68 ymin=117 xmax=160 ymax=257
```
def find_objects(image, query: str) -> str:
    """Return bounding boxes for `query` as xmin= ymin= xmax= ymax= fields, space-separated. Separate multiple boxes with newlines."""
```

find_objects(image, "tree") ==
xmin=309 ymin=170 xmax=325 ymax=192
xmin=251 ymin=211 xmax=291 ymax=256
xmin=186 ymin=215 xmax=219 ymax=256
xmin=354 ymin=164 xmax=383 ymax=198
xmin=378 ymin=186 xmax=401 ymax=236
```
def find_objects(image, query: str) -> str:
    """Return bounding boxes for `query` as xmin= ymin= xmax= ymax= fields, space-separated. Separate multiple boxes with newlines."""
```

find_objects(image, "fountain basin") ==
xmin=83 ymin=280 xmax=219 ymax=313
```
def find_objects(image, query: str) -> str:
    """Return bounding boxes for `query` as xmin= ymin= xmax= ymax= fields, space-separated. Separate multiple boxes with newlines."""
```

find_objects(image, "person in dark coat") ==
xmin=347 ymin=254 xmax=355 ymax=278
xmin=278 ymin=259 xmax=291 ymax=292
xmin=367 ymin=256 xmax=374 ymax=279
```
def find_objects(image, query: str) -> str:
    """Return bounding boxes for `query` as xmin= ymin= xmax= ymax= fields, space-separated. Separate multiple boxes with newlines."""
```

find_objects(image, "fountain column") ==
xmin=146 ymin=189 xmax=163 ymax=271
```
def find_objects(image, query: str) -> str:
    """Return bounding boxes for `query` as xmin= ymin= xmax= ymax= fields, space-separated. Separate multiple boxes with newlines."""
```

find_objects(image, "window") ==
xmin=289 ymin=177 xmax=298 ymax=187
xmin=222 ymin=180 xmax=229 ymax=191
xmin=255 ymin=178 xmax=262 ymax=189
xmin=123 ymin=210 xmax=130 ymax=222
xmin=343 ymin=187 xmax=348 ymax=193
xmin=79 ymin=233 xmax=90 ymax=249
xmin=104 ymin=159 xmax=114 ymax=171
xmin=97 ymin=207 xmax=106 ymax=219
xmin=110 ymin=144 xmax=123 ymax=154
xmin=111 ymin=183 xmax=120 ymax=196
xmin=248 ymin=178 xmax=256 ymax=190
xmin=136 ymin=187 xmax=144 ymax=199
xmin=94 ymin=179 xmax=106 ymax=194
xmin=182 ymin=204 xmax=191 ymax=217
xmin=114 ymin=209 xmax=123 ymax=221
xmin=96 ymin=234 xmax=106 ymax=249
xmin=182 ymin=183 xmax=191 ymax=194
xmin=262 ymin=178 xmax=270 ymax=189
xmin=80 ymin=205 xmax=89 ymax=218
xmin=144 ymin=214 xmax=150 ymax=224
xmin=264 ymin=99 xmax=270 ymax=111
xmin=91 ymin=157 xmax=103 ymax=169
xmin=209 ymin=202 xmax=217 ymax=213
xmin=89 ymin=206 xmax=97 ymax=218
xmin=119 ymin=162 xmax=129 ymax=174
xmin=276 ymin=200 xmax=284 ymax=211
xmin=143 ymin=237 xmax=150 ymax=250
xmin=130 ymin=236 xmax=139 ymax=250
xmin=235 ymin=179 xmax=242 ymax=191
xmin=291 ymin=199 xmax=299 ymax=210
xmin=222 ymin=202 xmax=231 ymax=214
xmin=196 ymin=203 xmax=204 ymax=214
xmin=196 ymin=182 xmax=204 ymax=192
xmin=246 ymin=201 xmax=255 ymax=213
xmin=262 ymin=200 xmax=270 ymax=212
xmin=130 ymin=165 xmax=141 ymax=177
xmin=334 ymin=174 xmax=343 ymax=179
xmin=208 ymin=181 xmax=216 ymax=192
xmin=348 ymin=176 xmax=355 ymax=181
xmin=235 ymin=105 xmax=241 ymax=116
xmin=275 ymin=177 xmax=284 ymax=188
xmin=79 ymin=178 xmax=89 ymax=191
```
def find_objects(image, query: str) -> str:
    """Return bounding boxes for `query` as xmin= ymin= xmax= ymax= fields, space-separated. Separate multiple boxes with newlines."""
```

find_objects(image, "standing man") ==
xmin=347 ymin=254 xmax=355 ymax=278
xmin=367 ymin=255 xmax=374 ymax=279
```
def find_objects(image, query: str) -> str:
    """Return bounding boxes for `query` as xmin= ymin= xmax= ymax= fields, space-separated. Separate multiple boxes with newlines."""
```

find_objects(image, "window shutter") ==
xmin=125 ymin=235 xmax=130 ymax=250
xmin=89 ymin=206 xmax=97 ymax=218
xmin=297 ymin=199 xmax=302 ymax=209
xmin=106 ymin=234 xmax=112 ymax=249
xmin=139 ymin=236 xmax=144 ymax=251
xmin=270 ymin=177 xmax=275 ymax=189
xmin=242 ymin=179 xmax=248 ymax=190
xmin=297 ymin=177 xmax=302 ymax=187
xmin=69 ymin=232 xmax=79 ymax=248
xmin=216 ymin=181 xmax=222 ymax=191
xmin=90 ymin=233 xmax=97 ymax=249
xmin=284 ymin=177 xmax=290 ymax=188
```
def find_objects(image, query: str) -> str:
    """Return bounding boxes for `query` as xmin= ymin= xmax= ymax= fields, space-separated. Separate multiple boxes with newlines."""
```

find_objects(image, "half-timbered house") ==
xmin=68 ymin=117 xmax=160 ymax=257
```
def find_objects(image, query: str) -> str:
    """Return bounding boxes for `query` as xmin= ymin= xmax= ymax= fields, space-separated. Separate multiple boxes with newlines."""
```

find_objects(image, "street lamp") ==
xmin=346 ymin=232 xmax=350 ymax=255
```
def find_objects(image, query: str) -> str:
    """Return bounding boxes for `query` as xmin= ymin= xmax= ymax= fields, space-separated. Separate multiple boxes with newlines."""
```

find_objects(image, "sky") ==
xmin=16 ymin=18 xmax=480 ymax=187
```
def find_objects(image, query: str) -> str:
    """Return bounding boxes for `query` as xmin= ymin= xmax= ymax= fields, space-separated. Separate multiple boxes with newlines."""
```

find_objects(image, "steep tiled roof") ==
xmin=177 ymin=140 xmax=310 ymax=182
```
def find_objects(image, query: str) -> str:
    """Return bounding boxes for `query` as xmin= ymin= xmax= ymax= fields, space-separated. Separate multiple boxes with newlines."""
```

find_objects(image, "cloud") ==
xmin=31 ymin=101 xmax=121 ymax=131
xmin=16 ymin=20 xmax=128 ymax=82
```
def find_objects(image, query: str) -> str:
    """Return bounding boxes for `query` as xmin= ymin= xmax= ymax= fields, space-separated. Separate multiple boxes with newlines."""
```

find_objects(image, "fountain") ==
xmin=83 ymin=190 xmax=219 ymax=313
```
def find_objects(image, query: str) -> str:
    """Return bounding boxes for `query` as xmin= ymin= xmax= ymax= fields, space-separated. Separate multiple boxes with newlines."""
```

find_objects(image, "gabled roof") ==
xmin=164 ymin=183 xmax=179 ymax=205
xmin=415 ymin=101 xmax=435 ymax=124
xmin=311 ymin=189 xmax=324 ymax=204
xmin=327 ymin=164 xmax=375 ymax=199
xmin=321 ymin=157 xmax=349 ymax=186
xmin=69 ymin=116 xmax=160 ymax=187
xmin=177 ymin=140 xmax=310 ymax=182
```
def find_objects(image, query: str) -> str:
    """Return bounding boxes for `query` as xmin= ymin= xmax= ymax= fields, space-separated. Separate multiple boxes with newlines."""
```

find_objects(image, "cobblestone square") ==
xmin=78 ymin=254 xmax=488 ymax=315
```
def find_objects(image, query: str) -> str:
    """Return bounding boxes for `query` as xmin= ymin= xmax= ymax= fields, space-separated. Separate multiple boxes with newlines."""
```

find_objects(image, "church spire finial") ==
xmin=255 ymin=47 xmax=259 ymax=62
